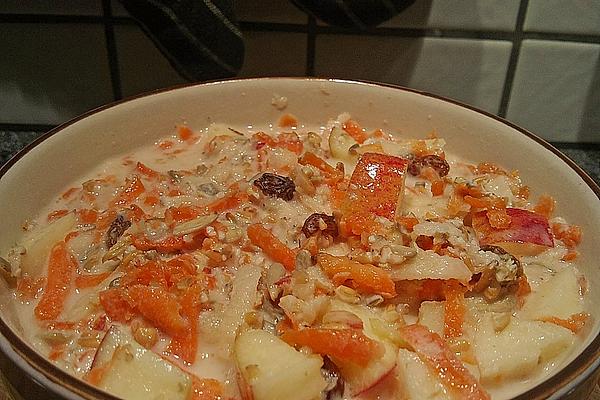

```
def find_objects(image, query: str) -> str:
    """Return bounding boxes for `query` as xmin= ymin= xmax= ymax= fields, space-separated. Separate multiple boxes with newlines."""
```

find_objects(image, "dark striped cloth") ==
xmin=118 ymin=0 xmax=415 ymax=81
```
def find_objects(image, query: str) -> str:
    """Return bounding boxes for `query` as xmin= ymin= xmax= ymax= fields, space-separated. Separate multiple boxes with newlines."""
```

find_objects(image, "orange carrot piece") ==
xmin=99 ymin=288 xmax=135 ymax=322
xmin=127 ymin=285 xmax=188 ymax=337
xmin=431 ymin=179 xmax=446 ymax=196
xmin=132 ymin=234 xmax=205 ymax=253
xmin=178 ymin=125 xmax=194 ymax=141
xmin=206 ymin=192 xmax=249 ymax=214
xmin=443 ymin=280 xmax=466 ymax=338
xmin=298 ymin=152 xmax=343 ymax=181
xmin=540 ymin=312 xmax=589 ymax=333
xmin=401 ymin=324 xmax=491 ymax=400
xmin=61 ymin=187 xmax=79 ymax=200
xmin=188 ymin=376 xmax=225 ymax=400
xmin=533 ymin=194 xmax=555 ymax=218
xmin=281 ymin=328 xmax=381 ymax=367
xmin=516 ymin=275 xmax=531 ymax=308
xmin=136 ymin=162 xmax=160 ymax=179
xmin=165 ymin=205 xmax=203 ymax=225
xmin=278 ymin=113 xmax=298 ymax=128
xmin=112 ymin=175 xmax=145 ymax=207
xmin=342 ymin=119 xmax=368 ymax=144
xmin=168 ymin=283 xmax=202 ymax=364
xmin=485 ymin=208 xmax=511 ymax=229
xmin=78 ymin=208 xmax=98 ymax=224
xmin=47 ymin=209 xmax=69 ymax=222
xmin=75 ymin=272 xmax=111 ymax=289
xmin=247 ymin=224 xmax=297 ymax=271
xmin=397 ymin=215 xmax=419 ymax=232
xmin=317 ymin=253 xmax=396 ymax=298
xmin=552 ymin=223 xmax=582 ymax=248
xmin=34 ymin=241 xmax=76 ymax=321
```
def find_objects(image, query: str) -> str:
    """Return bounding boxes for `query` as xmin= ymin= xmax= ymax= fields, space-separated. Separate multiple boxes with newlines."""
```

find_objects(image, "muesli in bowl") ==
xmin=0 ymin=107 xmax=592 ymax=400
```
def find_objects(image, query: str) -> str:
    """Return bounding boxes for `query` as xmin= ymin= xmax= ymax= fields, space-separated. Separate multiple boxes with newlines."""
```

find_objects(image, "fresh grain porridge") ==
xmin=0 ymin=113 xmax=589 ymax=400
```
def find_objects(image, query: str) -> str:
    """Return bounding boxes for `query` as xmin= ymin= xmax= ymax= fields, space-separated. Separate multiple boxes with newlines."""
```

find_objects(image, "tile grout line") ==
xmin=497 ymin=0 xmax=530 ymax=118
xmin=101 ymin=0 xmax=123 ymax=101
xmin=305 ymin=16 xmax=316 ymax=76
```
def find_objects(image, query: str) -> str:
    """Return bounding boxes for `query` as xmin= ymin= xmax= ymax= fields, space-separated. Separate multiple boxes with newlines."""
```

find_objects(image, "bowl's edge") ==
xmin=0 ymin=77 xmax=599 ymax=400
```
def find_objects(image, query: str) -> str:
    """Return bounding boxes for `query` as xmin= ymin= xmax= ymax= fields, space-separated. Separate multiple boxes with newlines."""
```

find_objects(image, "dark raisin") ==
xmin=322 ymin=358 xmax=345 ymax=400
xmin=253 ymin=173 xmax=295 ymax=201
xmin=302 ymin=213 xmax=338 ymax=238
xmin=105 ymin=214 xmax=131 ymax=249
xmin=408 ymin=155 xmax=450 ymax=177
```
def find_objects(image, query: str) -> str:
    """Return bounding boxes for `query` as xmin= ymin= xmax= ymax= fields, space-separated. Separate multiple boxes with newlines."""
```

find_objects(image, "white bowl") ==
xmin=0 ymin=78 xmax=599 ymax=399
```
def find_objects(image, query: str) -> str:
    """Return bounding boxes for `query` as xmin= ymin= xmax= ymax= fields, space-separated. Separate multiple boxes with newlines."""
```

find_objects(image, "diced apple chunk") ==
xmin=327 ymin=300 xmax=398 ymax=395
xmin=21 ymin=212 xmax=77 ymax=277
xmin=472 ymin=208 xmax=554 ymax=256
xmin=472 ymin=315 xmax=573 ymax=383
xmin=520 ymin=267 xmax=584 ymax=320
xmin=92 ymin=326 xmax=191 ymax=400
xmin=390 ymin=250 xmax=472 ymax=283
xmin=328 ymin=125 xmax=358 ymax=161
xmin=396 ymin=349 xmax=452 ymax=400
xmin=234 ymin=329 xmax=326 ymax=400
xmin=418 ymin=301 xmax=445 ymax=335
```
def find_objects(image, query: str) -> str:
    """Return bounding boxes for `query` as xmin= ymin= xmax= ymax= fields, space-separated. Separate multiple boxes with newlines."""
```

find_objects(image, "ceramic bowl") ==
xmin=0 ymin=78 xmax=599 ymax=399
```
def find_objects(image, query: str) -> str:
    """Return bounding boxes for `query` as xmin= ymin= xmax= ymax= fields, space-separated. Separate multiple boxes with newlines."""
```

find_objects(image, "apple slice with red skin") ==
xmin=341 ymin=152 xmax=409 ymax=236
xmin=472 ymin=208 xmax=554 ymax=256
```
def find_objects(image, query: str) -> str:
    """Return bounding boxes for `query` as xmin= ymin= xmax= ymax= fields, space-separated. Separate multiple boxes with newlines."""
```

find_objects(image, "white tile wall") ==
xmin=1 ymin=1 xmax=599 ymax=143
xmin=0 ymin=23 xmax=112 ymax=125
xmin=506 ymin=40 xmax=600 ymax=143
xmin=381 ymin=0 xmax=520 ymax=31
xmin=114 ymin=25 xmax=187 ymax=97
xmin=238 ymin=31 xmax=307 ymax=77
xmin=525 ymin=0 xmax=600 ymax=35
xmin=315 ymin=35 xmax=512 ymax=113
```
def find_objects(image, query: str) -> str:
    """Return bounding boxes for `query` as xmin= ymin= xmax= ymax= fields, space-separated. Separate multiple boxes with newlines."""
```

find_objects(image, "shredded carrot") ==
xmin=165 ymin=205 xmax=203 ymax=225
xmin=112 ymin=175 xmax=145 ymax=207
xmin=486 ymin=208 xmax=512 ymax=229
xmin=552 ymin=223 xmax=582 ymax=248
xmin=61 ymin=187 xmax=79 ymax=200
xmin=476 ymin=162 xmax=508 ymax=176
xmin=298 ymin=152 xmax=343 ymax=182
xmin=136 ymin=162 xmax=160 ymax=179
xmin=276 ymin=132 xmax=303 ymax=154
xmin=443 ymin=280 xmax=467 ymax=338
xmin=206 ymin=192 xmax=249 ymax=214
xmin=317 ymin=253 xmax=396 ymax=298
xmin=278 ymin=113 xmax=298 ymax=128
xmin=562 ymin=250 xmax=579 ymax=261
xmin=99 ymin=288 xmax=135 ymax=322
xmin=516 ymin=275 xmax=531 ymax=308
xmin=34 ymin=241 xmax=76 ymax=321
xmin=75 ymin=272 xmax=111 ymax=289
xmin=78 ymin=208 xmax=98 ymax=224
xmin=48 ymin=344 xmax=66 ymax=361
xmin=342 ymin=119 xmax=368 ymax=144
xmin=247 ymin=224 xmax=297 ymax=271
xmin=282 ymin=328 xmax=381 ymax=367
xmin=168 ymin=283 xmax=203 ymax=364
xmin=85 ymin=364 xmax=110 ymax=385
xmin=533 ymin=194 xmax=556 ymax=218
xmin=47 ymin=209 xmax=69 ymax=222
xmin=397 ymin=215 xmax=419 ymax=232
xmin=177 ymin=125 xmax=194 ymax=141
xmin=188 ymin=376 xmax=225 ymax=400
xmin=431 ymin=179 xmax=446 ymax=196
xmin=540 ymin=312 xmax=589 ymax=333
xmin=401 ymin=324 xmax=491 ymax=400
xmin=127 ymin=285 xmax=189 ymax=337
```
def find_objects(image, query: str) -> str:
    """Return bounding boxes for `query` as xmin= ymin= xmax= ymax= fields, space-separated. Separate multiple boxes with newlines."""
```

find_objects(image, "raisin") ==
xmin=408 ymin=155 xmax=450 ymax=177
xmin=253 ymin=173 xmax=295 ymax=201
xmin=106 ymin=214 xmax=132 ymax=249
xmin=302 ymin=213 xmax=338 ymax=238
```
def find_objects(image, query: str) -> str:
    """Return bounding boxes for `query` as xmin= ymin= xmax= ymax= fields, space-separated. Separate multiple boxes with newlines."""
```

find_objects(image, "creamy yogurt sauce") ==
xmin=2 ymin=114 xmax=589 ymax=400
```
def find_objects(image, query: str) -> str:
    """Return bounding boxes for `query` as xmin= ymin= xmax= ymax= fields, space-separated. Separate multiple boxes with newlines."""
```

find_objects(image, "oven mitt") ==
xmin=117 ymin=0 xmax=416 ymax=81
